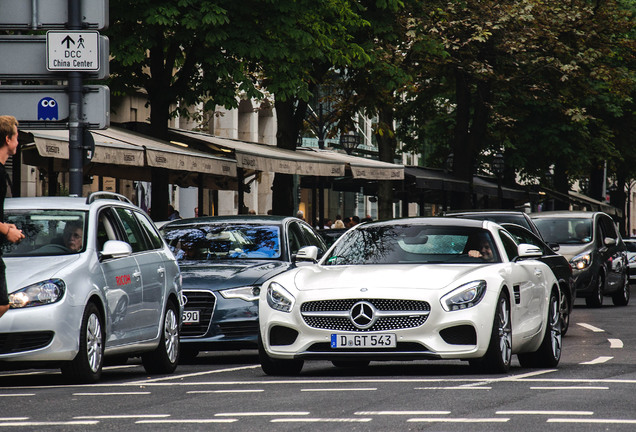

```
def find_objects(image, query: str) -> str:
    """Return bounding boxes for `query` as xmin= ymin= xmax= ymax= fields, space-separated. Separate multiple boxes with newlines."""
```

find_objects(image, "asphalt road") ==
xmin=1 ymin=297 xmax=635 ymax=431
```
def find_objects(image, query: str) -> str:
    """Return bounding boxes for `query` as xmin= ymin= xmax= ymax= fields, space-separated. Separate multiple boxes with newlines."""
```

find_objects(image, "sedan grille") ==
xmin=0 ymin=331 xmax=54 ymax=354
xmin=181 ymin=290 xmax=216 ymax=337
xmin=301 ymin=299 xmax=430 ymax=332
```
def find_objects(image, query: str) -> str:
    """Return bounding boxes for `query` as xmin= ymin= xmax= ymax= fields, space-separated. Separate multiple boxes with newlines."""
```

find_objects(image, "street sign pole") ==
xmin=68 ymin=0 xmax=83 ymax=196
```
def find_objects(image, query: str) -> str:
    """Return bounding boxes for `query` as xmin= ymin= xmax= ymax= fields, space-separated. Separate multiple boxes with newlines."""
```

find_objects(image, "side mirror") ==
xmin=517 ymin=243 xmax=543 ymax=259
xmin=294 ymin=245 xmax=319 ymax=263
xmin=100 ymin=240 xmax=132 ymax=260
xmin=548 ymin=242 xmax=560 ymax=252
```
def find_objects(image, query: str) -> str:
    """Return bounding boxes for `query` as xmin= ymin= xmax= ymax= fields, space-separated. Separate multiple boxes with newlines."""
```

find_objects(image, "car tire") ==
xmin=258 ymin=334 xmax=303 ymax=376
xmin=61 ymin=302 xmax=104 ymax=384
xmin=331 ymin=360 xmax=370 ymax=368
xmin=585 ymin=273 xmax=604 ymax=308
xmin=142 ymin=301 xmax=180 ymax=374
xmin=560 ymin=292 xmax=570 ymax=336
xmin=471 ymin=291 xmax=512 ymax=374
xmin=612 ymin=272 xmax=630 ymax=306
xmin=518 ymin=289 xmax=562 ymax=368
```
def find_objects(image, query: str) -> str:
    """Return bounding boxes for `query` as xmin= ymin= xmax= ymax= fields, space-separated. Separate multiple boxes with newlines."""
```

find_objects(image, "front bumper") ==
xmin=0 ymin=298 xmax=82 ymax=362
xmin=180 ymin=290 xmax=258 ymax=349
xmin=260 ymin=288 xmax=499 ymax=361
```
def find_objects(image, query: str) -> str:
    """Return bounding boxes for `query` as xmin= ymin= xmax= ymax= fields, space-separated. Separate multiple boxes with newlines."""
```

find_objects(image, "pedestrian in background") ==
xmin=0 ymin=115 xmax=25 ymax=319
xmin=296 ymin=210 xmax=304 ymax=221
xmin=332 ymin=215 xmax=345 ymax=229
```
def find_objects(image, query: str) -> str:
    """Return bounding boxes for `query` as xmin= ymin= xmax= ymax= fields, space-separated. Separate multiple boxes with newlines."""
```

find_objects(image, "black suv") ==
xmin=531 ymin=211 xmax=629 ymax=307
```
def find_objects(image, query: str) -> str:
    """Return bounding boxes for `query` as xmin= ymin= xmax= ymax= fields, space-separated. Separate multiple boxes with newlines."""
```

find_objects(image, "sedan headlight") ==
xmin=571 ymin=251 xmax=592 ymax=270
xmin=266 ymin=282 xmax=295 ymax=313
xmin=220 ymin=286 xmax=259 ymax=302
xmin=441 ymin=280 xmax=487 ymax=312
xmin=9 ymin=279 xmax=66 ymax=309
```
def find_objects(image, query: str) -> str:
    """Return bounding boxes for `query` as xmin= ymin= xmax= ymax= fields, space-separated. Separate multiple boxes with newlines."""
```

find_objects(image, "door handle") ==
xmin=133 ymin=271 xmax=141 ymax=278
xmin=157 ymin=267 xmax=165 ymax=276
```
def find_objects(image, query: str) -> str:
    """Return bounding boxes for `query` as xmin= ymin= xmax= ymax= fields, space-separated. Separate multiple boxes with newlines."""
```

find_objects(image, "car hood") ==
xmin=554 ymin=244 xmax=592 ymax=261
xmin=293 ymin=264 xmax=495 ymax=291
xmin=179 ymin=260 xmax=291 ymax=290
xmin=4 ymin=255 xmax=82 ymax=293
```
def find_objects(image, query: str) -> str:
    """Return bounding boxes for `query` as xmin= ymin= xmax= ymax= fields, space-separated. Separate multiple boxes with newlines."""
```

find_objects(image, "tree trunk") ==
xmin=375 ymin=106 xmax=398 ymax=220
xmin=450 ymin=70 xmax=473 ymax=210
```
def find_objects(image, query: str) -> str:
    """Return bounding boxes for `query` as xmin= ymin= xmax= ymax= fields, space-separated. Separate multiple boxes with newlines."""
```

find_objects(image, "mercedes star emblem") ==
xmin=349 ymin=301 xmax=377 ymax=329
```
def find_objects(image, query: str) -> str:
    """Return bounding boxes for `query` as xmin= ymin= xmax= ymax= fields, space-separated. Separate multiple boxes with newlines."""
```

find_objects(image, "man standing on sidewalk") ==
xmin=0 ymin=115 xmax=25 ymax=319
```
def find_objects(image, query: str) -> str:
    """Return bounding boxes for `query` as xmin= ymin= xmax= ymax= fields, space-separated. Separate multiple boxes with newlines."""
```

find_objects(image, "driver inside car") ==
xmin=63 ymin=221 xmax=84 ymax=252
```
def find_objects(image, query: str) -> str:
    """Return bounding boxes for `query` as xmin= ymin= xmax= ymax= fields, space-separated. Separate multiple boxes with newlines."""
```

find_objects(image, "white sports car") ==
xmin=258 ymin=217 xmax=562 ymax=375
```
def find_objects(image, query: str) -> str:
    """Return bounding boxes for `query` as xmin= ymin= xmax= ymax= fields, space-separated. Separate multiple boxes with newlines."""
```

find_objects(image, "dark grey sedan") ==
xmin=160 ymin=215 xmax=327 ymax=360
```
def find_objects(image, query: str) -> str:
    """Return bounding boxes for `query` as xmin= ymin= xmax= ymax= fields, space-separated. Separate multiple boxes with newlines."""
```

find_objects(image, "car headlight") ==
xmin=441 ymin=280 xmax=487 ymax=312
xmin=9 ymin=279 xmax=66 ymax=309
xmin=220 ymin=286 xmax=259 ymax=302
xmin=571 ymin=252 xmax=592 ymax=270
xmin=266 ymin=282 xmax=295 ymax=313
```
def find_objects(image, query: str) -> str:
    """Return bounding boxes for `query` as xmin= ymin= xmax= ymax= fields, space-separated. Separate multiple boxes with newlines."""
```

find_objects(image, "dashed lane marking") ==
xmin=609 ymin=338 xmax=624 ymax=348
xmin=74 ymin=415 xmax=170 ymax=419
xmin=0 ymin=421 xmax=98 ymax=427
xmin=415 ymin=386 xmax=492 ymax=390
xmin=136 ymin=419 xmax=237 ymax=424
xmin=407 ymin=417 xmax=509 ymax=423
xmin=72 ymin=392 xmax=151 ymax=396
xmin=300 ymin=387 xmax=377 ymax=392
xmin=530 ymin=386 xmax=608 ymax=390
xmin=355 ymin=411 xmax=451 ymax=415
xmin=131 ymin=365 xmax=260 ymax=384
xmin=0 ymin=394 xmax=34 ymax=397
xmin=577 ymin=323 xmax=605 ymax=332
xmin=270 ymin=418 xmax=372 ymax=423
xmin=215 ymin=412 xmax=309 ymax=417
xmin=548 ymin=418 xmax=636 ymax=424
xmin=496 ymin=410 xmax=594 ymax=415
xmin=188 ymin=389 xmax=264 ymax=394
xmin=580 ymin=356 xmax=613 ymax=365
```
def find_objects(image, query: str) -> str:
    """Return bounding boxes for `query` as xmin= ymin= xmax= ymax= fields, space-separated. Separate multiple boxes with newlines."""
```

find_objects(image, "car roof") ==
xmin=363 ymin=217 xmax=486 ymax=229
xmin=530 ymin=211 xmax=603 ymax=219
xmin=162 ymin=215 xmax=298 ymax=228
xmin=4 ymin=196 xmax=137 ymax=211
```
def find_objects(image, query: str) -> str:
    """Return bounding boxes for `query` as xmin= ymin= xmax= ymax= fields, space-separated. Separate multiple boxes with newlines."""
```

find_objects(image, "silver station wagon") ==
xmin=0 ymin=192 xmax=182 ymax=383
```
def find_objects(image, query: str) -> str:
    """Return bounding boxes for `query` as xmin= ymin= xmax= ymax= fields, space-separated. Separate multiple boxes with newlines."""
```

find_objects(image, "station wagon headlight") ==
xmin=571 ymin=252 xmax=592 ymax=270
xmin=9 ymin=279 xmax=66 ymax=309
xmin=220 ymin=286 xmax=259 ymax=302
xmin=266 ymin=282 xmax=295 ymax=313
xmin=441 ymin=280 xmax=487 ymax=312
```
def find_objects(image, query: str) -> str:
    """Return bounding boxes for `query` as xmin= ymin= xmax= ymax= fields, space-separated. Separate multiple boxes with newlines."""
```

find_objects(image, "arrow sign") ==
xmin=0 ymin=85 xmax=110 ymax=130
xmin=0 ymin=35 xmax=109 ymax=79
xmin=47 ymin=31 xmax=99 ymax=71
xmin=61 ymin=35 xmax=75 ymax=49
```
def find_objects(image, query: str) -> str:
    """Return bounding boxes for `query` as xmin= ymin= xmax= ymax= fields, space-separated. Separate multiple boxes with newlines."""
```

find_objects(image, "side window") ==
xmin=298 ymin=222 xmax=327 ymax=256
xmin=134 ymin=211 xmax=164 ymax=250
xmin=499 ymin=230 xmax=519 ymax=261
xmin=288 ymin=222 xmax=304 ymax=256
xmin=96 ymin=208 xmax=119 ymax=251
xmin=599 ymin=215 xmax=617 ymax=240
xmin=114 ymin=207 xmax=149 ymax=253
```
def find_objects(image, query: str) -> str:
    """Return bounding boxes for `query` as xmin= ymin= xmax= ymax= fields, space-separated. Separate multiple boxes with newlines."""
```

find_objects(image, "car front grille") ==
xmin=301 ymin=299 xmax=430 ymax=332
xmin=181 ymin=290 xmax=216 ymax=337
xmin=0 ymin=331 xmax=54 ymax=354
xmin=218 ymin=321 xmax=259 ymax=338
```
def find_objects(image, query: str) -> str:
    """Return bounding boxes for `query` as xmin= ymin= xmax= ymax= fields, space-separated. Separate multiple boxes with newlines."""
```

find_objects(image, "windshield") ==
xmin=161 ymin=224 xmax=282 ymax=261
xmin=533 ymin=217 xmax=592 ymax=245
xmin=323 ymin=225 xmax=500 ymax=265
xmin=2 ymin=210 xmax=87 ymax=256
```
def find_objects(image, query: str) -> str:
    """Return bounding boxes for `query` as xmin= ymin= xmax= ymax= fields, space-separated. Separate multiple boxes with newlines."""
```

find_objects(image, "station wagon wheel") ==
xmin=471 ymin=291 xmax=511 ymax=374
xmin=142 ymin=301 xmax=180 ymax=374
xmin=61 ymin=303 xmax=104 ymax=383
xmin=518 ymin=289 xmax=562 ymax=368
xmin=585 ymin=273 xmax=604 ymax=308
xmin=258 ymin=334 xmax=303 ymax=376
xmin=612 ymin=272 xmax=630 ymax=306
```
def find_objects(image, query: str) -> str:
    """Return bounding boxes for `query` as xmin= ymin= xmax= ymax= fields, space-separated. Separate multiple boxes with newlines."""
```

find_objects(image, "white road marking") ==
xmin=530 ymin=386 xmax=608 ymax=390
xmin=0 ymin=418 xmax=28 ymax=421
xmin=548 ymin=418 xmax=636 ymax=424
xmin=132 ymin=365 xmax=260 ymax=383
xmin=300 ymin=388 xmax=377 ymax=392
xmin=609 ymin=338 xmax=624 ymax=348
xmin=408 ymin=417 xmax=509 ymax=423
xmin=0 ymin=394 xmax=34 ymax=397
xmin=580 ymin=356 xmax=613 ymax=365
xmin=355 ymin=411 xmax=451 ymax=415
xmin=271 ymin=418 xmax=372 ymax=423
xmin=136 ymin=419 xmax=237 ymax=424
xmin=0 ymin=421 xmax=98 ymax=427
xmin=188 ymin=389 xmax=264 ymax=394
xmin=415 ymin=386 xmax=491 ymax=390
xmin=496 ymin=410 xmax=594 ymax=415
xmin=74 ymin=415 xmax=170 ymax=419
xmin=577 ymin=323 xmax=605 ymax=332
xmin=72 ymin=392 xmax=151 ymax=396
xmin=215 ymin=412 xmax=309 ymax=417
xmin=102 ymin=364 xmax=139 ymax=371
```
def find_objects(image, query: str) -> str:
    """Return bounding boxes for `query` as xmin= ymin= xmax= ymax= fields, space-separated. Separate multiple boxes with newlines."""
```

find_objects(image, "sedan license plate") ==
xmin=182 ymin=310 xmax=200 ymax=324
xmin=331 ymin=333 xmax=396 ymax=348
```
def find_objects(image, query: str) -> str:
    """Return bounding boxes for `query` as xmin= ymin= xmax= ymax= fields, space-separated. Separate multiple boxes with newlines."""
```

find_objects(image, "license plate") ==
xmin=330 ymin=333 xmax=396 ymax=348
xmin=182 ymin=310 xmax=200 ymax=324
